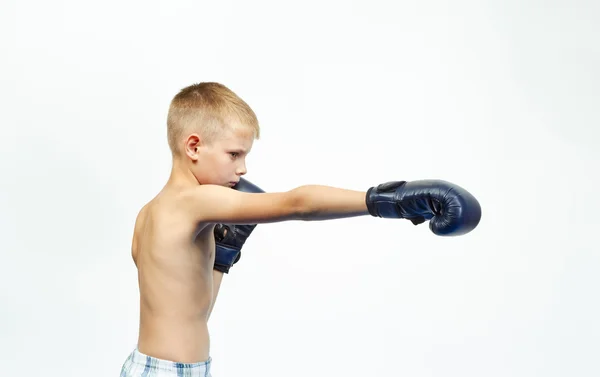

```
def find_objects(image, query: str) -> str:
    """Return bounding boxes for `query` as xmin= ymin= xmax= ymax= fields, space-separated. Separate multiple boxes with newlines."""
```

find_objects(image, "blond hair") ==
xmin=167 ymin=82 xmax=260 ymax=155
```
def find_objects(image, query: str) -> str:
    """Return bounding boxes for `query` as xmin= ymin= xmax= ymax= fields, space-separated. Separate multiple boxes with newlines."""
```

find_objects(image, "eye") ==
xmin=229 ymin=152 xmax=239 ymax=158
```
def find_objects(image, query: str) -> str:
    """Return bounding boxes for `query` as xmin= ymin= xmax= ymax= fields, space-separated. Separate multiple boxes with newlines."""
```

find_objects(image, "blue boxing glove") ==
xmin=366 ymin=180 xmax=481 ymax=236
xmin=213 ymin=177 xmax=265 ymax=273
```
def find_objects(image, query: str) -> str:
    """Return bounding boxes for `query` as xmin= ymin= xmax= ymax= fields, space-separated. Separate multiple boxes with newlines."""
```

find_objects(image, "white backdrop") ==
xmin=1 ymin=1 xmax=599 ymax=376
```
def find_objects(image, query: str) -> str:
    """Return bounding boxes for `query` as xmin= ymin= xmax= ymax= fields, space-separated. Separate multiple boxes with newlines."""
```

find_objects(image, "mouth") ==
xmin=228 ymin=181 xmax=239 ymax=187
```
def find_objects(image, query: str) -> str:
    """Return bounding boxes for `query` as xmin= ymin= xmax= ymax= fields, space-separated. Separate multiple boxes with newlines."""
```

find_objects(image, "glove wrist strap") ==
xmin=214 ymin=244 xmax=241 ymax=274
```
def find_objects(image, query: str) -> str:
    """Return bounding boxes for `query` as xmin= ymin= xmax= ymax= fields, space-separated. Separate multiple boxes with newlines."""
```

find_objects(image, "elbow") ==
xmin=288 ymin=186 xmax=313 ymax=221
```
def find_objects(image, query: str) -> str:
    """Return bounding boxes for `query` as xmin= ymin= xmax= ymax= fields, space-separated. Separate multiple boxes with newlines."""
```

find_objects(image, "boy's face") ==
xmin=194 ymin=126 xmax=255 ymax=187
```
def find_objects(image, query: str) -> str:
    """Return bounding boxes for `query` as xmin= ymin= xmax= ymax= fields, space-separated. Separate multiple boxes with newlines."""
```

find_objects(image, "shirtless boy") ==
xmin=119 ymin=82 xmax=481 ymax=377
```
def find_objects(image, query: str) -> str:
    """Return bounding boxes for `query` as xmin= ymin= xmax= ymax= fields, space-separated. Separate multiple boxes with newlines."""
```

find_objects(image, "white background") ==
xmin=2 ymin=1 xmax=599 ymax=376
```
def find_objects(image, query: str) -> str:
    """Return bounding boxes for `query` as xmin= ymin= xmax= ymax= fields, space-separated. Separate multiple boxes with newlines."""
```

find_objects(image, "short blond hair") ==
xmin=167 ymin=82 xmax=260 ymax=155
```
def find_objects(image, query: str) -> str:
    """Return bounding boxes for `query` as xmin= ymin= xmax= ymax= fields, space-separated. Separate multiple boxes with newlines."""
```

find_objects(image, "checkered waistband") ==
xmin=120 ymin=348 xmax=212 ymax=377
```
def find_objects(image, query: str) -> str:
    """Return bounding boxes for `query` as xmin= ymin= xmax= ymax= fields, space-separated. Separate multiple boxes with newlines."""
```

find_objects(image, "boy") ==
xmin=120 ymin=82 xmax=481 ymax=377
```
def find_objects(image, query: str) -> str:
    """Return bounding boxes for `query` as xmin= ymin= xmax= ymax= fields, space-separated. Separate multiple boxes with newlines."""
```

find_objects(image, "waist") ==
xmin=123 ymin=348 xmax=211 ymax=377
xmin=138 ymin=316 xmax=211 ymax=363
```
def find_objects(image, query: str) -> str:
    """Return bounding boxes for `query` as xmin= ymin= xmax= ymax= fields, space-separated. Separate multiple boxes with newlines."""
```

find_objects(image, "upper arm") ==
xmin=183 ymin=184 xmax=303 ymax=225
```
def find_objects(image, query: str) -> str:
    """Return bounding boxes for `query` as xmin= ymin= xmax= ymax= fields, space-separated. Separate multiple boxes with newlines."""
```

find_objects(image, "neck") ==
xmin=166 ymin=157 xmax=199 ymax=188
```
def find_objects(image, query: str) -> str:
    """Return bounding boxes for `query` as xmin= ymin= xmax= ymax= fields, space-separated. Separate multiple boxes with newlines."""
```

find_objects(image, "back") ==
xmin=131 ymin=188 xmax=215 ymax=363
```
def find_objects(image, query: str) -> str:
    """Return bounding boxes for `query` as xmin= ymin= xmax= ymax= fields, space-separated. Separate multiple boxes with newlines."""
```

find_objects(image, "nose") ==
xmin=236 ymin=161 xmax=247 ymax=176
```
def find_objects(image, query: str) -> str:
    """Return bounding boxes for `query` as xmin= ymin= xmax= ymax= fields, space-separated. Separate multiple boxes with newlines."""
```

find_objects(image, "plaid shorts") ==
xmin=120 ymin=348 xmax=212 ymax=377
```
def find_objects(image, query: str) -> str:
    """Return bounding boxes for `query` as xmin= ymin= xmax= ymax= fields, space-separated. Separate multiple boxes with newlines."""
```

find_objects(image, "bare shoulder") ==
xmin=135 ymin=203 xmax=151 ymax=230
xmin=131 ymin=202 xmax=151 ymax=263
xmin=178 ymin=184 xmax=303 ymax=225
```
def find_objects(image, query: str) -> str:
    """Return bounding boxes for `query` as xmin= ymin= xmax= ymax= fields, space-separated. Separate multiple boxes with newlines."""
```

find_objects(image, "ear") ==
xmin=183 ymin=133 xmax=202 ymax=161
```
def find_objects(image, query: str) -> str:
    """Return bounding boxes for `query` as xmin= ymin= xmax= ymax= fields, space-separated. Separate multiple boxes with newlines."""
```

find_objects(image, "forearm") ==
xmin=293 ymin=185 xmax=370 ymax=221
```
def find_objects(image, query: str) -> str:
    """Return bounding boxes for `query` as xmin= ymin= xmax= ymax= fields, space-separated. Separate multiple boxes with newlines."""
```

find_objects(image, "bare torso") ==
xmin=132 ymin=188 xmax=214 ymax=363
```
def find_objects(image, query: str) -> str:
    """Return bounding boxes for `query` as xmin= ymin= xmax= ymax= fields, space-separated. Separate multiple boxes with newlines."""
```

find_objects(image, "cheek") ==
xmin=213 ymin=152 xmax=229 ymax=164
xmin=219 ymin=155 xmax=236 ymax=170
